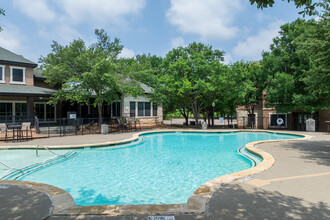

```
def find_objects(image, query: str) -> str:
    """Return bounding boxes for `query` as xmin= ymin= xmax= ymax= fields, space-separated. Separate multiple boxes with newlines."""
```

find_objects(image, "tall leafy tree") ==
xmin=250 ymin=0 xmax=317 ymax=16
xmin=261 ymin=16 xmax=330 ymax=113
xmin=159 ymin=42 xmax=224 ymax=127
xmin=227 ymin=61 xmax=265 ymax=114
xmin=295 ymin=0 xmax=330 ymax=110
xmin=125 ymin=53 xmax=163 ymax=88
xmin=40 ymin=29 xmax=143 ymax=124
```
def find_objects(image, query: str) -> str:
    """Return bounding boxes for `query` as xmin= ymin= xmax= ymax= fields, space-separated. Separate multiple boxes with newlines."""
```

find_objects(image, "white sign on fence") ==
xmin=306 ymin=118 xmax=315 ymax=132
xmin=219 ymin=117 xmax=224 ymax=124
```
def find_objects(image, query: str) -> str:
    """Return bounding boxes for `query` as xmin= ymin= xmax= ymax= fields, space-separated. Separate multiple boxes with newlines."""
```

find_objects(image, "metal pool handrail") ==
xmin=0 ymin=160 xmax=13 ymax=169
xmin=36 ymin=145 xmax=59 ymax=157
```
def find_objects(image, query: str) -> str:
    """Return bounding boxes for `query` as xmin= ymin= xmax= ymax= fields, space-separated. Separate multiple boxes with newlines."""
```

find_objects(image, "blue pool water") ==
xmin=14 ymin=132 xmax=301 ymax=205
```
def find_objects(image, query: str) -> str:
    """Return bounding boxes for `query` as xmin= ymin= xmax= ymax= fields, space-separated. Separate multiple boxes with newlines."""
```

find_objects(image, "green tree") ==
xmin=250 ymin=0 xmax=317 ymax=16
xmin=295 ymin=0 xmax=330 ymax=110
xmin=158 ymin=42 xmax=224 ymax=127
xmin=125 ymin=53 xmax=163 ymax=88
xmin=0 ymin=8 xmax=5 ymax=32
xmin=40 ymin=29 xmax=143 ymax=125
xmin=228 ymin=61 xmax=265 ymax=114
xmin=261 ymin=17 xmax=329 ymax=113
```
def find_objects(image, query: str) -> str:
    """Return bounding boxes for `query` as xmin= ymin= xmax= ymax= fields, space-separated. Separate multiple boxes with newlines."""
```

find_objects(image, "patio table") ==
xmin=6 ymin=124 xmax=22 ymax=142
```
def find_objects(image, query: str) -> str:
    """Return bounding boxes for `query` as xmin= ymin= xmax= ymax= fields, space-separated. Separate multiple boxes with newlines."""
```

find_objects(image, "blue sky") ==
xmin=0 ymin=0 xmax=303 ymax=64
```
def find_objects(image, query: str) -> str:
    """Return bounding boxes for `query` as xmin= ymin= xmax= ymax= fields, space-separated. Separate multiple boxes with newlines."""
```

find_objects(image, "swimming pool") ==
xmin=0 ymin=131 xmax=302 ymax=206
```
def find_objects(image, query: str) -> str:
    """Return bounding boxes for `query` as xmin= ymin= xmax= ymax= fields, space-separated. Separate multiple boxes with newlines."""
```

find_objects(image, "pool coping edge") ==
xmin=0 ymin=129 xmax=311 ymax=216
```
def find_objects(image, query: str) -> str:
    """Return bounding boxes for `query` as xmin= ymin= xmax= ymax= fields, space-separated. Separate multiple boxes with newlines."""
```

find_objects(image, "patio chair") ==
xmin=0 ymin=123 xmax=8 ymax=141
xmin=135 ymin=118 xmax=142 ymax=131
xmin=118 ymin=117 xmax=128 ymax=132
xmin=126 ymin=118 xmax=135 ymax=132
xmin=21 ymin=122 xmax=32 ymax=141
xmin=109 ymin=119 xmax=121 ymax=133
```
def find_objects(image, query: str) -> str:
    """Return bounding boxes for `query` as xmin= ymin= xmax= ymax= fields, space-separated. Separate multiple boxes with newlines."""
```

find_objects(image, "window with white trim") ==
xmin=269 ymin=114 xmax=287 ymax=127
xmin=0 ymin=65 xmax=5 ymax=83
xmin=0 ymin=101 xmax=27 ymax=121
xmin=10 ymin=66 xmax=25 ymax=84
xmin=137 ymin=102 xmax=151 ymax=117
xmin=130 ymin=102 xmax=136 ymax=117
xmin=152 ymin=103 xmax=157 ymax=116
xmin=34 ymin=103 xmax=56 ymax=121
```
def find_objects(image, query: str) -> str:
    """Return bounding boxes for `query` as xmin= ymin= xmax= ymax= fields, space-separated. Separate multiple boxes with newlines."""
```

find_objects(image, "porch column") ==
xmin=26 ymin=96 xmax=32 ymax=119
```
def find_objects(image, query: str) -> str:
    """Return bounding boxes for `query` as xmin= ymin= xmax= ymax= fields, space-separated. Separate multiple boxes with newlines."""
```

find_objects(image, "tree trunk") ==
xmin=97 ymin=100 xmax=103 ymax=125
xmin=184 ymin=114 xmax=189 ymax=126
xmin=191 ymin=100 xmax=200 ymax=128
xmin=180 ymin=108 xmax=189 ymax=126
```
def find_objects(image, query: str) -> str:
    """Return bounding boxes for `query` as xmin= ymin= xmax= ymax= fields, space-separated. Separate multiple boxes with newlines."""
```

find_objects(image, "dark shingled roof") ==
xmin=0 ymin=85 xmax=56 ymax=97
xmin=0 ymin=47 xmax=37 ymax=67
xmin=33 ymin=68 xmax=45 ymax=79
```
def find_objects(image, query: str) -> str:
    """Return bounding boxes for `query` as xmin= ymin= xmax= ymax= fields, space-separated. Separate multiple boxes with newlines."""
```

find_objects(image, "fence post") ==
xmin=48 ymin=121 xmax=50 ymax=138
xmin=59 ymin=119 xmax=62 ymax=137
xmin=63 ymin=118 xmax=66 ymax=137
xmin=75 ymin=118 xmax=77 ymax=135
xmin=81 ymin=118 xmax=84 ymax=135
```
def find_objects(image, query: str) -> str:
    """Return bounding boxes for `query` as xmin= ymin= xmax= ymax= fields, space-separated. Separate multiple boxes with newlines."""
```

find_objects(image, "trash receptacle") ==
xmin=101 ymin=124 xmax=108 ymax=134
xmin=201 ymin=121 xmax=208 ymax=129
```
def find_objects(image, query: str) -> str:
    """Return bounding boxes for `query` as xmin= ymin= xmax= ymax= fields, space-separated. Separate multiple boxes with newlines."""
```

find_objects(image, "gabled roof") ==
xmin=0 ymin=47 xmax=37 ymax=67
xmin=140 ymin=82 xmax=153 ymax=94
xmin=0 ymin=85 xmax=56 ymax=97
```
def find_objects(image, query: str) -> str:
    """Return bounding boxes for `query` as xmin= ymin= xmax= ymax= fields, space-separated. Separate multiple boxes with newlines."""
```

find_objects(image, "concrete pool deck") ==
xmin=0 ymin=129 xmax=329 ymax=219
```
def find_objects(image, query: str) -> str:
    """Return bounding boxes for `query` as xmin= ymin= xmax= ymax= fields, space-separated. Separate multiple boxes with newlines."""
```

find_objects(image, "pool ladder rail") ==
xmin=36 ymin=145 xmax=59 ymax=157
xmin=0 ymin=161 xmax=25 ymax=176
xmin=0 ymin=160 xmax=13 ymax=170
xmin=1 ymin=147 xmax=78 ymax=180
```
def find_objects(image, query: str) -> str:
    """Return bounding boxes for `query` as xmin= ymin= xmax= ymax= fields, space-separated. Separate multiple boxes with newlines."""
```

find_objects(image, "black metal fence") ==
xmin=1 ymin=115 xmax=327 ymax=142
xmin=33 ymin=117 xmax=142 ymax=137
xmin=164 ymin=115 xmax=327 ymax=131
xmin=0 ymin=116 xmax=160 ymax=141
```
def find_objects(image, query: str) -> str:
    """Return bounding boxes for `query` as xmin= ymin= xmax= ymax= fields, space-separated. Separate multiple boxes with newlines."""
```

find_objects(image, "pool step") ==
xmin=237 ymin=146 xmax=262 ymax=167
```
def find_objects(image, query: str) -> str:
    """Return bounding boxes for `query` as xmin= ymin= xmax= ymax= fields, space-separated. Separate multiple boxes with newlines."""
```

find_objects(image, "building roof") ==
xmin=140 ymin=82 xmax=153 ymax=94
xmin=33 ymin=68 xmax=46 ymax=80
xmin=0 ymin=85 xmax=56 ymax=97
xmin=0 ymin=47 xmax=38 ymax=67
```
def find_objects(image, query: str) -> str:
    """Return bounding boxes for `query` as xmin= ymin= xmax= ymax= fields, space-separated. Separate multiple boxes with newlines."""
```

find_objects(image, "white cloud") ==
xmin=166 ymin=0 xmax=243 ymax=40
xmin=223 ymin=54 xmax=233 ymax=64
xmin=0 ymin=24 xmax=24 ymax=53
xmin=255 ymin=12 xmax=272 ymax=22
xmin=232 ymin=20 xmax=284 ymax=61
xmin=12 ymin=0 xmax=146 ymax=42
xmin=58 ymin=0 xmax=146 ymax=26
xmin=118 ymin=48 xmax=135 ymax=58
xmin=170 ymin=37 xmax=185 ymax=48
xmin=13 ymin=0 xmax=56 ymax=23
